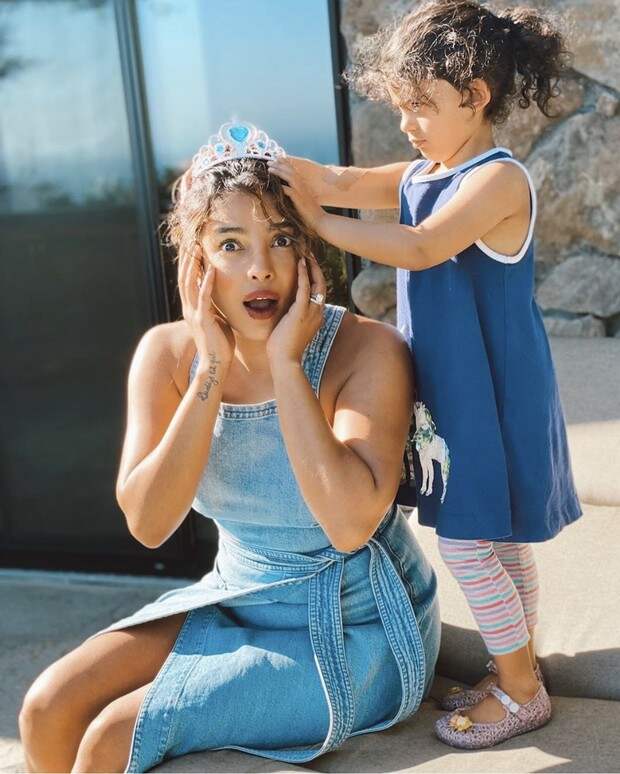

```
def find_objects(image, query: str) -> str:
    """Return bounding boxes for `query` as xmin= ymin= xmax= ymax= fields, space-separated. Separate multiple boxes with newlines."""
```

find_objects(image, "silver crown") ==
xmin=190 ymin=122 xmax=286 ymax=177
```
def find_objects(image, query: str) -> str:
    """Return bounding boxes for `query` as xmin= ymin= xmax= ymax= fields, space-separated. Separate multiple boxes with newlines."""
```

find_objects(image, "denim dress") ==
xmin=89 ymin=304 xmax=441 ymax=773
xmin=397 ymin=148 xmax=582 ymax=542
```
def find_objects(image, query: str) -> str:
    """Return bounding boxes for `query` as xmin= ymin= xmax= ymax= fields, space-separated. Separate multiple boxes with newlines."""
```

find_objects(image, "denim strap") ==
xmin=302 ymin=305 xmax=346 ymax=395
xmin=367 ymin=538 xmax=426 ymax=723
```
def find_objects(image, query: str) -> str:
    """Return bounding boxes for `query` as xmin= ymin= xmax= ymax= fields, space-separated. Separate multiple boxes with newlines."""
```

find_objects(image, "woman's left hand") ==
xmin=268 ymin=158 xmax=327 ymax=234
xmin=266 ymin=256 xmax=327 ymax=366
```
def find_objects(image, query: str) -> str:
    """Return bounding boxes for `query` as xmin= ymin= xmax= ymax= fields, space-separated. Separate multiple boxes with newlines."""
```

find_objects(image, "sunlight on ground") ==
xmin=414 ymin=747 xmax=570 ymax=772
xmin=0 ymin=737 xmax=23 ymax=773
xmin=567 ymin=419 xmax=620 ymax=506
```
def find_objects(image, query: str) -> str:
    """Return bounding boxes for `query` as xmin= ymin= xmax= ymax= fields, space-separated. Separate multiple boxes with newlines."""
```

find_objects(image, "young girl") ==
xmin=268 ymin=0 xmax=582 ymax=750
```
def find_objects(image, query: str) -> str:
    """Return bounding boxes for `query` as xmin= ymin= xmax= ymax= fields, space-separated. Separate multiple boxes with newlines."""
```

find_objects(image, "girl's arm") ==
xmin=272 ymin=159 xmax=530 ymax=271
xmin=288 ymin=156 xmax=410 ymax=210
xmin=267 ymin=260 xmax=412 ymax=553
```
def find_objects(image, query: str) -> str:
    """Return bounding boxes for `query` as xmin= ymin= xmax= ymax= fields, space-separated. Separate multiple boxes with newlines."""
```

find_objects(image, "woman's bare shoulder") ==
xmin=131 ymin=320 xmax=196 ymax=395
xmin=328 ymin=310 xmax=413 ymax=389
xmin=336 ymin=310 xmax=411 ymax=362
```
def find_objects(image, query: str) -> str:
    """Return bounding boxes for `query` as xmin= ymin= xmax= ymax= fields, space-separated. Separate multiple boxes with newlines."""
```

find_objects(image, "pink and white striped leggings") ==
xmin=438 ymin=538 xmax=539 ymax=656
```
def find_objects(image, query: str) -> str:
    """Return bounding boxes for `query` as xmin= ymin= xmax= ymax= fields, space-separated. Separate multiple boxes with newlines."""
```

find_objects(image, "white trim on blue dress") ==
xmin=459 ymin=157 xmax=538 ymax=265
xmin=407 ymin=147 xmax=514 ymax=183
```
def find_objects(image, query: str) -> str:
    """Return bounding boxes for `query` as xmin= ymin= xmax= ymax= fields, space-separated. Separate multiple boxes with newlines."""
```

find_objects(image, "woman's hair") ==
xmin=165 ymin=157 xmax=317 ymax=269
xmin=345 ymin=0 xmax=570 ymax=123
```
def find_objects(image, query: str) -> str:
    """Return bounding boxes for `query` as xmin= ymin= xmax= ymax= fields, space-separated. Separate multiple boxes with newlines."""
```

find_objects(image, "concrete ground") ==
xmin=1 ymin=336 xmax=618 ymax=773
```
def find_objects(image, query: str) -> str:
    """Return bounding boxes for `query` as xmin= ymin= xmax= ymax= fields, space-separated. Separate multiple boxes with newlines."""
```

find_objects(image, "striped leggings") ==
xmin=438 ymin=538 xmax=539 ymax=656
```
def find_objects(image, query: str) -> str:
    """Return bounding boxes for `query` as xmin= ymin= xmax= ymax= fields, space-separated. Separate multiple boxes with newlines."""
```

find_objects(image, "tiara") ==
xmin=190 ymin=122 xmax=286 ymax=177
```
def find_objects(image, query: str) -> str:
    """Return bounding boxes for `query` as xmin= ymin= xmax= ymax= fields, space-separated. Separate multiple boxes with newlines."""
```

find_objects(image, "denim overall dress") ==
xmin=397 ymin=147 xmax=582 ymax=542
xmin=90 ymin=304 xmax=441 ymax=773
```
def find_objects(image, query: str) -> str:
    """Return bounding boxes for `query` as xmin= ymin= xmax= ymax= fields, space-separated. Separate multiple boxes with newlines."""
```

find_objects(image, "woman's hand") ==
xmin=267 ymin=158 xmax=328 ymax=234
xmin=178 ymin=244 xmax=235 ymax=377
xmin=266 ymin=256 xmax=327 ymax=366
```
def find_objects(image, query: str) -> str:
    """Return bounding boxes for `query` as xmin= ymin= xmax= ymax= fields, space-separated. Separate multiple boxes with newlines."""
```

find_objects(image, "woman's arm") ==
xmin=268 ymin=260 xmax=412 ymax=553
xmin=272 ymin=159 xmax=530 ymax=270
xmin=287 ymin=157 xmax=410 ymax=210
xmin=272 ymin=325 xmax=412 ymax=552
xmin=115 ymin=326 xmax=224 ymax=548
xmin=116 ymin=250 xmax=234 ymax=548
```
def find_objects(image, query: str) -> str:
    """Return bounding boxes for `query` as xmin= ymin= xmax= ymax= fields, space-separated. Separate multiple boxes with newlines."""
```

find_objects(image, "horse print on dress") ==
xmin=413 ymin=401 xmax=451 ymax=504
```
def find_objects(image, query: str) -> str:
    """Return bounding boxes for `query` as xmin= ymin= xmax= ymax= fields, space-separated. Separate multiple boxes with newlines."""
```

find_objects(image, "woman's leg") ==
xmin=438 ymin=538 xmax=539 ymax=723
xmin=71 ymin=683 xmax=151 ymax=774
xmin=493 ymin=541 xmax=539 ymax=669
xmin=19 ymin=613 xmax=186 ymax=773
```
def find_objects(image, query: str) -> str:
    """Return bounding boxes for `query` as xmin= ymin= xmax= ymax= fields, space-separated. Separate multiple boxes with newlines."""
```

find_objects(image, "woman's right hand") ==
xmin=178 ymin=244 xmax=235 ymax=376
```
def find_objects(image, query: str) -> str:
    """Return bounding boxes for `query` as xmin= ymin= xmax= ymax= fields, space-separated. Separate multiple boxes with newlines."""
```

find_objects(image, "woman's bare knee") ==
xmin=19 ymin=659 xmax=94 ymax=773
xmin=19 ymin=614 xmax=185 ymax=772
xmin=20 ymin=659 xmax=85 ymax=733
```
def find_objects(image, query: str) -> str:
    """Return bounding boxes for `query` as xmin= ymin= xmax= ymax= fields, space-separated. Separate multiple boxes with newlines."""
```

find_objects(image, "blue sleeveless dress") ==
xmin=397 ymin=148 xmax=582 ymax=543
xmin=89 ymin=304 xmax=441 ymax=773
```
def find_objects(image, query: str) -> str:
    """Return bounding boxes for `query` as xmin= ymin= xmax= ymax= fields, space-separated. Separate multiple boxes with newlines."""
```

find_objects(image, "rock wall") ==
xmin=341 ymin=0 xmax=620 ymax=336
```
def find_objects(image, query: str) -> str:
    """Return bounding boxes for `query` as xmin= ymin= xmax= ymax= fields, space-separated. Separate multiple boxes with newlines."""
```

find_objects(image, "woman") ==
xmin=19 ymin=123 xmax=440 ymax=773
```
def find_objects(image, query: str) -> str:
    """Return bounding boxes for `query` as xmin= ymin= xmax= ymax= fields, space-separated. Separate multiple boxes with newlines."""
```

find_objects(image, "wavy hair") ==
xmin=346 ymin=0 xmax=570 ymax=123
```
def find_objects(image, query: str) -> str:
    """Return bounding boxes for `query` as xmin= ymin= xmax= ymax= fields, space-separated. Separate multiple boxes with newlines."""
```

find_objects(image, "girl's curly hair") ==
xmin=165 ymin=158 xmax=317 ymax=272
xmin=345 ymin=0 xmax=570 ymax=123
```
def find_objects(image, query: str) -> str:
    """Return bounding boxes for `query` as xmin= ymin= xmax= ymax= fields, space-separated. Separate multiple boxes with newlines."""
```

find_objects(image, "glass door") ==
xmin=0 ymin=0 xmax=189 ymax=575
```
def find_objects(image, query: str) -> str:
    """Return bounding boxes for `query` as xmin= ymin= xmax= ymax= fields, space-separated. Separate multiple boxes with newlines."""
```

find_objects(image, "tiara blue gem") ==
xmin=229 ymin=125 xmax=249 ymax=143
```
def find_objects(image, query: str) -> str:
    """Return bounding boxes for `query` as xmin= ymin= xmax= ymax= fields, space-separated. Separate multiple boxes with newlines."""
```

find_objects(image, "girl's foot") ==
xmin=440 ymin=660 xmax=498 ymax=711
xmin=435 ymin=683 xmax=552 ymax=749
xmin=440 ymin=661 xmax=545 ymax=712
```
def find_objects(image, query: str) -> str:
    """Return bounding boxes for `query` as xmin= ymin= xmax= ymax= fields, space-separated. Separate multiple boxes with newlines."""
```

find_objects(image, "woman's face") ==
xmin=199 ymin=191 xmax=300 ymax=341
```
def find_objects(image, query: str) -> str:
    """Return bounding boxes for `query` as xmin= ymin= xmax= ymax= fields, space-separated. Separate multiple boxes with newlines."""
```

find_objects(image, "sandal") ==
xmin=440 ymin=660 xmax=545 ymax=711
xmin=440 ymin=659 xmax=498 ymax=711
xmin=435 ymin=683 xmax=552 ymax=749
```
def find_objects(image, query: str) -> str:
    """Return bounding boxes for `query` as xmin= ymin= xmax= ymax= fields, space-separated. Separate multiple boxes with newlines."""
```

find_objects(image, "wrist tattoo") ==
xmin=323 ymin=165 xmax=367 ymax=191
xmin=197 ymin=351 xmax=221 ymax=401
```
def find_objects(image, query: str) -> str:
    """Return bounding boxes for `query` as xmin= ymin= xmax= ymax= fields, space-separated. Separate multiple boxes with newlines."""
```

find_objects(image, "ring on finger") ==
xmin=309 ymin=292 xmax=325 ymax=305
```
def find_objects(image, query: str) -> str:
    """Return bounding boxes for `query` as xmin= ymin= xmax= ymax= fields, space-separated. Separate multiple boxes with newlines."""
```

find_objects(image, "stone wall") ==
xmin=341 ymin=0 xmax=620 ymax=336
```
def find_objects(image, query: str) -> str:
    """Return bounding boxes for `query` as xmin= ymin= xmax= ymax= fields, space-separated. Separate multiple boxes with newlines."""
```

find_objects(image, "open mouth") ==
xmin=243 ymin=297 xmax=279 ymax=320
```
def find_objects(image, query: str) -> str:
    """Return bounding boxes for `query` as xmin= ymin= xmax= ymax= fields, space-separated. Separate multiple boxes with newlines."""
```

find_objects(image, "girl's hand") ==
xmin=280 ymin=156 xmax=327 ymax=198
xmin=268 ymin=158 xmax=328 ymax=234
xmin=266 ymin=256 xmax=327 ymax=366
xmin=178 ymin=244 xmax=235 ymax=377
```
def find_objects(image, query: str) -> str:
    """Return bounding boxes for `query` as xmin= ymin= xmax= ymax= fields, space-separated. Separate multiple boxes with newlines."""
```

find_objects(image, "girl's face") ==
xmin=392 ymin=79 xmax=490 ymax=163
xmin=199 ymin=191 xmax=300 ymax=341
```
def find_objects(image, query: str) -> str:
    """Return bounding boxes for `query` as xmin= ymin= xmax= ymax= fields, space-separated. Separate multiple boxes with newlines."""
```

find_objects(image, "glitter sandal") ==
xmin=440 ymin=660 xmax=545 ymax=711
xmin=435 ymin=683 xmax=552 ymax=749
xmin=440 ymin=659 xmax=498 ymax=711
